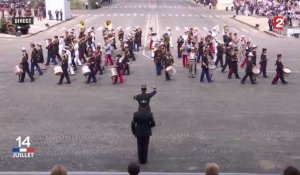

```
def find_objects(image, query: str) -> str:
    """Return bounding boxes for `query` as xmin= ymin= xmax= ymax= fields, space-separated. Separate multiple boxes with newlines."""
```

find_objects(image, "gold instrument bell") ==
xmin=104 ymin=20 xmax=112 ymax=29
xmin=80 ymin=20 xmax=85 ymax=31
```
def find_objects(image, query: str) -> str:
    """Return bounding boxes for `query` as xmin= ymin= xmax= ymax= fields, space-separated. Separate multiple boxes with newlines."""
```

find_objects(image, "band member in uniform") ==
xmin=113 ymin=55 xmax=124 ymax=84
xmin=259 ymin=48 xmax=268 ymax=78
xmin=53 ymin=36 xmax=61 ymax=61
xmin=104 ymin=42 xmax=114 ymax=66
xmin=197 ymin=37 xmax=205 ymax=63
xmin=177 ymin=35 xmax=184 ymax=58
xmin=272 ymin=54 xmax=288 ymax=85
xmin=241 ymin=59 xmax=256 ymax=84
xmin=154 ymin=47 xmax=162 ymax=76
xmin=200 ymin=51 xmax=213 ymax=83
xmin=94 ymin=44 xmax=103 ymax=75
xmin=251 ymin=45 xmax=257 ymax=66
xmin=188 ymin=47 xmax=197 ymax=78
xmin=221 ymin=43 xmax=232 ymax=72
xmin=240 ymin=41 xmax=251 ymax=68
xmin=133 ymin=85 xmax=157 ymax=112
xmin=131 ymin=100 xmax=156 ymax=164
xmin=215 ymin=42 xmax=224 ymax=67
xmin=19 ymin=47 xmax=35 ymax=82
xmin=122 ymin=47 xmax=131 ymax=75
xmin=57 ymin=49 xmax=71 ymax=85
xmin=228 ymin=48 xmax=240 ymax=79
xmin=45 ymin=38 xmax=57 ymax=65
xmin=162 ymin=51 xmax=174 ymax=81
xmin=30 ymin=43 xmax=43 ymax=76
xmin=36 ymin=43 xmax=45 ymax=70
xmin=86 ymin=50 xmax=97 ymax=84
xmin=65 ymin=46 xmax=75 ymax=75
xmin=118 ymin=27 xmax=124 ymax=42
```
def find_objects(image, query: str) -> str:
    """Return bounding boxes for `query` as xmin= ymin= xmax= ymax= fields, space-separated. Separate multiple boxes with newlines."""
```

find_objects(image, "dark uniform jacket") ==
xmin=275 ymin=59 xmax=283 ymax=72
xmin=31 ymin=48 xmax=39 ymax=63
xmin=61 ymin=54 xmax=68 ymax=70
xmin=260 ymin=53 xmax=267 ymax=64
xmin=131 ymin=111 xmax=156 ymax=138
xmin=134 ymin=90 xmax=157 ymax=112
xmin=246 ymin=61 xmax=254 ymax=73
xmin=21 ymin=52 xmax=29 ymax=68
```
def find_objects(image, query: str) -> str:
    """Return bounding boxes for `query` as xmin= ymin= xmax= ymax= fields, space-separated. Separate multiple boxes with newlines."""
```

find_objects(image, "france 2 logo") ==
xmin=273 ymin=16 xmax=284 ymax=30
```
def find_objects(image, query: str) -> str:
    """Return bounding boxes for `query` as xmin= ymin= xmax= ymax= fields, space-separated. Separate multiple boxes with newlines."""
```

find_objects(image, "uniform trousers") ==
xmin=215 ymin=54 xmax=224 ymax=67
xmin=94 ymin=61 xmax=103 ymax=75
xmin=46 ymin=52 xmax=57 ymax=65
xmin=20 ymin=66 xmax=34 ymax=81
xmin=272 ymin=71 xmax=286 ymax=84
xmin=59 ymin=69 xmax=70 ymax=84
xmin=122 ymin=63 xmax=130 ymax=75
xmin=155 ymin=62 xmax=162 ymax=75
xmin=200 ymin=68 xmax=212 ymax=82
xmin=114 ymin=69 xmax=124 ymax=83
xmin=182 ymin=55 xmax=188 ymax=67
xmin=87 ymin=65 xmax=97 ymax=83
xmin=105 ymin=54 xmax=114 ymax=65
xmin=240 ymin=57 xmax=249 ymax=68
xmin=241 ymin=72 xmax=255 ymax=83
xmin=30 ymin=62 xmax=43 ymax=75
xmin=137 ymin=136 xmax=150 ymax=164
xmin=188 ymin=62 xmax=196 ymax=77
xmin=228 ymin=63 xmax=240 ymax=78
xmin=260 ymin=62 xmax=267 ymax=77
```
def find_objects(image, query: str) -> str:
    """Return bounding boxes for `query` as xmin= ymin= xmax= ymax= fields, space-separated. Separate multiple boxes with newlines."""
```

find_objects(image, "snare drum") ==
xmin=208 ymin=65 xmax=217 ymax=70
xmin=14 ymin=65 xmax=23 ymax=75
xmin=110 ymin=68 xmax=118 ymax=78
xmin=166 ymin=66 xmax=176 ymax=76
xmin=54 ymin=66 xmax=63 ymax=76
xmin=252 ymin=67 xmax=260 ymax=75
xmin=82 ymin=65 xmax=91 ymax=76
xmin=283 ymin=67 xmax=291 ymax=76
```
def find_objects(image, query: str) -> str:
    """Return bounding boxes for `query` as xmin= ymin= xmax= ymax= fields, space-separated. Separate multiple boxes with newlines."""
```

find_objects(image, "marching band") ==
xmin=15 ymin=20 xmax=291 ymax=86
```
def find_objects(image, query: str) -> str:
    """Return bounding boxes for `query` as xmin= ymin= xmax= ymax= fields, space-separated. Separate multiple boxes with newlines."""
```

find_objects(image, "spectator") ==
xmin=284 ymin=166 xmax=300 ymax=175
xmin=50 ymin=164 xmax=67 ymax=175
xmin=60 ymin=9 xmax=63 ymax=21
xmin=55 ymin=9 xmax=59 ymax=21
xmin=127 ymin=162 xmax=140 ymax=175
xmin=205 ymin=162 xmax=220 ymax=175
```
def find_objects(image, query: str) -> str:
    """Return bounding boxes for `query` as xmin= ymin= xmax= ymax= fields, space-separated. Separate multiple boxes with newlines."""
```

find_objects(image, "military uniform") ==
xmin=19 ymin=49 xmax=35 ymax=83
xmin=200 ymin=53 xmax=213 ymax=82
xmin=272 ymin=55 xmax=287 ymax=85
xmin=30 ymin=45 xmax=43 ymax=76
xmin=241 ymin=60 xmax=256 ymax=84
xmin=162 ymin=52 xmax=174 ymax=81
xmin=58 ymin=52 xmax=71 ymax=85
xmin=134 ymin=86 xmax=157 ymax=112
xmin=86 ymin=54 xmax=97 ymax=84
xmin=228 ymin=49 xmax=240 ymax=79
xmin=131 ymin=105 xmax=156 ymax=164
xmin=259 ymin=48 xmax=268 ymax=78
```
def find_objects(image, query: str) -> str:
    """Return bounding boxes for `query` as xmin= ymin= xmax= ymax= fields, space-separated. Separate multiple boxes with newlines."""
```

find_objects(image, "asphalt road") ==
xmin=0 ymin=0 xmax=299 ymax=173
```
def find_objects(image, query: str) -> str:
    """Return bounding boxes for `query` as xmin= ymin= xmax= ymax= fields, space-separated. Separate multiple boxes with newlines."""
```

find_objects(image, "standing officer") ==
xmin=131 ymin=101 xmax=156 ymax=164
xmin=272 ymin=54 xmax=288 ymax=85
xmin=57 ymin=49 xmax=71 ymax=85
xmin=19 ymin=47 xmax=35 ymax=83
xmin=241 ymin=59 xmax=256 ymax=84
xmin=134 ymin=85 xmax=157 ymax=112
xmin=259 ymin=48 xmax=268 ymax=78
xmin=162 ymin=51 xmax=174 ymax=81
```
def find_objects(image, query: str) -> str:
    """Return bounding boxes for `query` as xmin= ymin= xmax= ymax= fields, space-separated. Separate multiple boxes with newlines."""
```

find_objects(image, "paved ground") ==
xmin=0 ymin=0 xmax=300 ymax=174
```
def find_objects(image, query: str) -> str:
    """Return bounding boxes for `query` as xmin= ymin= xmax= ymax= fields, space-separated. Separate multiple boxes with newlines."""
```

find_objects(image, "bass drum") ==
xmin=82 ymin=65 xmax=91 ymax=76
xmin=166 ymin=66 xmax=176 ymax=76
xmin=54 ymin=66 xmax=63 ymax=76
xmin=14 ymin=65 xmax=23 ymax=75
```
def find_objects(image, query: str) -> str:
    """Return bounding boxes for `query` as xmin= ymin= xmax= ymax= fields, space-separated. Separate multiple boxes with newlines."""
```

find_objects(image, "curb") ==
xmin=0 ymin=16 xmax=76 ymax=39
xmin=230 ymin=17 xmax=284 ymax=38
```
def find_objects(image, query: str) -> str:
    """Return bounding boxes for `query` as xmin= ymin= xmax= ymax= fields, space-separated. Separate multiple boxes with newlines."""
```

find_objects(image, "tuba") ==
xmin=104 ymin=20 xmax=112 ymax=30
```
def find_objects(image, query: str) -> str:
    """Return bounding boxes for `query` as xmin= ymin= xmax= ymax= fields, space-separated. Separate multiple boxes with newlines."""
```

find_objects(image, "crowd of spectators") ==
xmin=48 ymin=162 xmax=299 ymax=175
xmin=234 ymin=0 xmax=300 ymax=26
xmin=0 ymin=0 xmax=46 ymax=20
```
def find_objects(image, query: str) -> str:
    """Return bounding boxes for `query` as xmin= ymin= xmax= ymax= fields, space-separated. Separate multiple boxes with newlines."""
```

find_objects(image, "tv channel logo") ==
xmin=12 ymin=136 xmax=34 ymax=158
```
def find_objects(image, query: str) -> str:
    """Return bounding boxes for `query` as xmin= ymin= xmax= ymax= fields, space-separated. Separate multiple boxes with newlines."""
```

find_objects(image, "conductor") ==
xmin=131 ymin=101 xmax=156 ymax=164
xmin=133 ymin=85 xmax=157 ymax=112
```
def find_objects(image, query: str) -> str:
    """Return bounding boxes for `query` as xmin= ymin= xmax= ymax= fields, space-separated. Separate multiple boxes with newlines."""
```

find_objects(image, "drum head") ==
xmin=208 ymin=65 xmax=217 ymax=70
xmin=283 ymin=68 xmax=291 ymax=74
